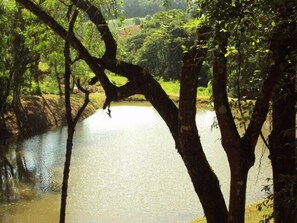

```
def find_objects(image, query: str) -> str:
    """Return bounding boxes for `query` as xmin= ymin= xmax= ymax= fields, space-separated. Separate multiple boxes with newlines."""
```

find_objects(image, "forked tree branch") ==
xmin=15 ymin=0 xmax=179 ymax=139
xmin=178 ymin=26 xmax=209 ymax=153
xmin=212 ymin=23 xmax=241 ymax=150
xmin=70 ymin=0 xmax=117 ymax=59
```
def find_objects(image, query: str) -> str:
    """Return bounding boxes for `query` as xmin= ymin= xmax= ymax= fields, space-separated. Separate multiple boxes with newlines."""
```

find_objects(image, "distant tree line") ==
xmin=121 ymin=0 xmax=187 ymax=18
xmin=124 ymin=9 xmax=210 ymax=86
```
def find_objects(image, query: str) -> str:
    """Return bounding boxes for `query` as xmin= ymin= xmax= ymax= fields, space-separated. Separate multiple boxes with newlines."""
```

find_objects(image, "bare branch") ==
xmin=212 ymin=23 xmax=240 ymax=149
xmin=15 ymin=0 xmax=179 ymax=140
xmin=70 ymin=0 xmax=117 ymax=59
xmin=178 ymin=26 xmax=209 ymax=153
xmin=243 ymin=61 xmax=283 ymax=149
xmin=60 ymin=8 xmax=79 ymax=223
xmin=73 ymin=80 xmax=90 ymax=126
xmin=64 ymin=8 xmax=78 ymax=127
xmin=15 ymin=0 xmax=114 ymax=92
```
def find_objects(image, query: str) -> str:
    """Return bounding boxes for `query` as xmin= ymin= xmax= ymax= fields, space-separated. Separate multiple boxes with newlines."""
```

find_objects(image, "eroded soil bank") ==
xmin=0 ymin=94 xmax=104 ymax=140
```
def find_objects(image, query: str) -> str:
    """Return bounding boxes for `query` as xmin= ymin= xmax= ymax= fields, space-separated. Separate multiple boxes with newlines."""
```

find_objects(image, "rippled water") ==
xmin=0 ymin=106 xmax=271 ymax=223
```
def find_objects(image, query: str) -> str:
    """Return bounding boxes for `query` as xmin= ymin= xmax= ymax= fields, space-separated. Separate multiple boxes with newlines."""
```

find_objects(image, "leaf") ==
xmin=220 ymin=28 xmax=228 ymax=33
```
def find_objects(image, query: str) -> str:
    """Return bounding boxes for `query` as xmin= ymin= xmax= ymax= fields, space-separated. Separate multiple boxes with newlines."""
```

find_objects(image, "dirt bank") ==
xmin=0 ymin=94 xmax=104 ymax=140
xmin=0 ymin=93 xmax=212 ymax=141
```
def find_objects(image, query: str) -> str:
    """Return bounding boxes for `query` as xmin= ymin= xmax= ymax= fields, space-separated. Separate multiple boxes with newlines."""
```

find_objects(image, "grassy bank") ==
xmin=191 ymin=201 xmax=273 ymax=223
xmin=0 ymin=78 xmax=212 ymax=140
xmin=105 ymin=74 xmax=213 ymax=109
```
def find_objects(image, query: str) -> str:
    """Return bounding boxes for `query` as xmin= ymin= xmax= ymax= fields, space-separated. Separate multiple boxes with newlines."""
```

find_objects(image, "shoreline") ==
xmin=0 ymin=93 xmax=213 ymax=142
xmin=0 ymin=94 xmax=103 ymax=141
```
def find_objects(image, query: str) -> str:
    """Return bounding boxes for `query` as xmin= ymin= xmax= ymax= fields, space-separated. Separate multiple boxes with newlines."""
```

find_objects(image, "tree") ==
xmin=0 ymin=1 xmax=54 ymax=107
xmin=0 ymin=2 xmax=13 ymax=113
xmin=60 ymin=9 xmax=90 ymax=222
xmin=121 ymin=0 xmax=187 ymax=18
xmin=125 ymin=9 xmax=193 ymax=80
xmin=267 ymin=1 xmax=297 ymax=222
xmin=0 ymin=1 xmax=45 ymax=135
xmin=13 ymin=0 xmax=296 ymax=223
xmin=207 ymin=1 xmax=296 ymax=222
xmin=0 ymin=2 xmax=28 ymax=109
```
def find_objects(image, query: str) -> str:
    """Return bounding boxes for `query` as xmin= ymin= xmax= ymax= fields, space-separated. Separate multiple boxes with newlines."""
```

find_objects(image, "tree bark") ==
xmin=60 ymin=9 xmax=90 ymax=223
xmin=267 ymin=4 xmax=297 ymax=222
xmin=269 ymin=73 xmax=296 ymax=223
xmin=178 ymin=30 xmax=228 ymax=223
xmin=211 ymin=5 xmax=284 ymax=221
xmin=212 ymin=18 xmax=250 ymax=222
xmin=14 ymin=1 xmax=230 ymax=221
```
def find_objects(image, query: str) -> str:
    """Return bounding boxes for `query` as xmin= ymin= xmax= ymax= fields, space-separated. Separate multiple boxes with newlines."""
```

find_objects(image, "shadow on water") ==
xmin=0 ymin=139 xmax=35 ymax=203
xmin=0 ymin=107 xmax=272 ymax=223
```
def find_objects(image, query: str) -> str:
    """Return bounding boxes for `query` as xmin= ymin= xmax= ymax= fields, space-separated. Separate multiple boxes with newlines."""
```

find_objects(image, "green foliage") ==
xmin=0 ymin=1 xmax=40 ymax=108
xmin=144 ymin=14 xmax=151 ymax=21
xmin=133 ymin=17 xmax=141 ymax=25
xmin=157 ymin=78 xmax=180 ymax=96
xmin=124 ymin=10 xmax=194 ymax=80
xmin=0 ymin=1 xmax=15 ymax=109
xmin=197 ymin=86 xmax=212 ymax=97
xmin=121 ymin=0 xmax=187 ymax=18
xmin=107 ymin=73 xmax=129 ymax=86
xmin=39 ymin=75 xmax=61 ymax=95
xmin=123 ymin=9 xmax=210 ymax=82
xmin=196 ymin=0 xmax=284 ymax=99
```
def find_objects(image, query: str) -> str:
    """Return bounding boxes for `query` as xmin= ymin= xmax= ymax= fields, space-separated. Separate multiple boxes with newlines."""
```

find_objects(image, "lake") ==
xmin=0 ymin=106 xmax=271 ymax=223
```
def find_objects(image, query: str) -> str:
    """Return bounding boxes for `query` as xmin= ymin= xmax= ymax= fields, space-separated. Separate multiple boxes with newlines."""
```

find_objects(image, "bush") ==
xmin=133 ymin=17 xmax=141 ymax=25
xmin=145 ymin=14 xmax=151 ymax=21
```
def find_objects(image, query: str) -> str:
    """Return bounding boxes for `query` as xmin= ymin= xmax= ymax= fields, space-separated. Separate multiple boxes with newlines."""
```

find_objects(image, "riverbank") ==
xmin=191 ymin=200 xmax=273 ymax=223
xmin=0 ymin=92 xmax=212 ymax=141
xmin=0 ymin=94 xmax=104 ymax=140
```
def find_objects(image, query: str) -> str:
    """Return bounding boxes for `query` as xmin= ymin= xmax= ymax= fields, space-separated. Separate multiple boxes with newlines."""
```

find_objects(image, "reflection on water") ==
xmin=0 ymin=140 xmax=35 ymax=203
xmin=0 ymin=106 xmax=271 ymax=223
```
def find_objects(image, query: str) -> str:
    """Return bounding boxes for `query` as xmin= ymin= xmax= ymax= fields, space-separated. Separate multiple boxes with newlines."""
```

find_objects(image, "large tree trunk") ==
xmin=227 ymin=142 xmax=252 ymax=223
xmin=268 ymin=3 xmax=297 ymax=222
xmin=212 ymin=20 xmax=250 ymax=223
xmin=269 ymin=71 xmax=296 ymax=223
xmin=211 ymin=6 xmax=278 ymax=221
xmin=178 ymin=38 xmax=228 ymax=223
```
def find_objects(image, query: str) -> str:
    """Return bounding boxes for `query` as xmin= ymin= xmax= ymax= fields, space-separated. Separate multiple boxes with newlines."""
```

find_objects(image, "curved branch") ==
xmin=102 ymin=80 xmax=142 ymax=109
xmin=15 ymin=0 xmax=179 ymax=139
xmin=73 ymin=79 xmax=90 ymax=126
xmin=212 ymin=24 xmax=240 ymax=150
xmin=15 ymin=0 xmax=114 ymax=95
xmin=70 ymin=0 xmax=117 ymax=59
xmin=244 ymin=59 xmax=289 ymax=149
xmin=178 ymin=26 xmax=209 ymax=153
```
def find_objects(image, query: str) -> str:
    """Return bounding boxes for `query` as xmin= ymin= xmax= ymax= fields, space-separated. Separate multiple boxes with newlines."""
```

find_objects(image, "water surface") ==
xmin=0 ymin=106 xmax=271 ymax=223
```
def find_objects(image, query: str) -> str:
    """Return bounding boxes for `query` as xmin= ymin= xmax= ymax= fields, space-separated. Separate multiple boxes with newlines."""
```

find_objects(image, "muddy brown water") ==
xmin=0 ymin=106 xmax=271 ymax=223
